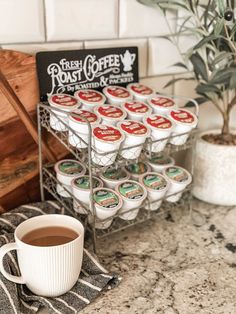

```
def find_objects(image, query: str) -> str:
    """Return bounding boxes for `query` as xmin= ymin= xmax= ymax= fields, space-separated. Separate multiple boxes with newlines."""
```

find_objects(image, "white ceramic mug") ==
xmin=0 ymin=215 xmax=84 ymax=297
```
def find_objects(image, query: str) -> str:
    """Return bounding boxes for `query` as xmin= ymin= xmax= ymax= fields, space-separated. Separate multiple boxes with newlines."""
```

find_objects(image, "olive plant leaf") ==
xmin=190 ymin=53 xmax=209 ymax=81
xmin=164 ymin=76 xmax=195 ymax=88
xmin=196 ymin=83 xmax=221 ymax=95
xmin=214 ymin=18 xmax=224 ymax=36
xmin=185 ymin=97 xmax=208 ymax=107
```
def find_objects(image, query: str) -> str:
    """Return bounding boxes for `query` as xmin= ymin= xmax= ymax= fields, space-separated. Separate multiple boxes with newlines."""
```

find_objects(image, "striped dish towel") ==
xmin=0 ymin=201 xmax=119 ymax=314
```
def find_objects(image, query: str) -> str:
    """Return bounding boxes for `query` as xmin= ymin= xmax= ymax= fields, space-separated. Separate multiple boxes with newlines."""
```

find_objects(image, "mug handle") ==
xmin=0 ymin=243 xmax=26 ymax=284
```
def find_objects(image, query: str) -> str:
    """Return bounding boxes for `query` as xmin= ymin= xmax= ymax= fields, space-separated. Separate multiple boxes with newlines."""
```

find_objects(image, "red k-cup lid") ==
xmin=70 ymin=109 xmax=99 ymax=124
xmin=123 ymin=101 xmax=151 ymax=114
xmin=145 ymin=115 xmax=172 ymax=130
xmin=74 ymin=89 xmax=105 ymax=104
xmin=49 ymin=94 xmax=79 ymax=109
xmin=96 ymin=105 xmax=126 ymax=119
xmin=170 ymin=109 xmax=197 ymax=124
xmin=149 ymin=96 xmax=175 ymax=108
xmin=93 ymin=125 xmax=123 ymax=142
xmin=103 ymin=86 xmax=131 ymax=99
xmin=128 ymin=83 xmax=154 ymax=96
xmin=118 ymin=120 xmax=149 ymax=136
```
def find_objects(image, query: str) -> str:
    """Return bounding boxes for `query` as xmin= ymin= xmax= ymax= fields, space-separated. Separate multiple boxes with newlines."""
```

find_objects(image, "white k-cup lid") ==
xmin=121 ymin=101 xmax=152 ymax=117
xmin=125 ymin=162 xmax=151 ymax=176
xmin=72 ymin=175 xmax=103 ymax=191
xmin=144 ymin=114 xmax=173 ymax=131
xmin=92 ymin=125 xmax=124 ymax=143
xmin=147 ymin=96 xmax=176 ymax=110
xmin=103 ymin=86 xmax=131 ymax=101
xmin=54 ymin=159 xmax=86 ymax=177
xmin=116 ymin=180 xmax=147 ymax=202
xmin=48 ymin=94 xmax=79 ymax=111
xmin=101 ymin=167 xmax=130 ymax=182
xmin=117 ymin=120 xmax=150 ymax=137
xmin=94 ymin=105 xmax=127 ymax=121
xmin=139 ymin=172 xmax=169 ymax=192
xmin=169 ymin=109 xmax=198 ymax=127
xmin=74 ymin=89 xmax=106 ymax=106
xmin=127 ymin=83 xmax=154 ymax=97
xmin=93 ymin=188 xmax=122 ymax=210
xmin=163 ymin=166 xmax=192 ymax=185
xmin=148 ymin=155 xmax=175 ymax=167
xmin=69 ymin=109 xmax=100 ymax=125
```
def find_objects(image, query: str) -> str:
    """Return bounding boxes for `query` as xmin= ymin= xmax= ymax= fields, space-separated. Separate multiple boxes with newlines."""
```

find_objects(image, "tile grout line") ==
xmin=42 ymin=0 xmax=48 ymax=42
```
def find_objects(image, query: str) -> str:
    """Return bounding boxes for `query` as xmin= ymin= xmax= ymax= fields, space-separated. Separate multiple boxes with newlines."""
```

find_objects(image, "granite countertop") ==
xmin=41 ymin=199 xmax=236 ymax=314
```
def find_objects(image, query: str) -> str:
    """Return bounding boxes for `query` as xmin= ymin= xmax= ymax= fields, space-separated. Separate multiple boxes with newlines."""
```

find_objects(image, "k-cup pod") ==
xmin=125 ymin=162 xmax=151 ymax=181
xmin=127 ymin=83 xmax=154 ymax=102
xmin=94 ymin=104 xmax=126 ymax=126
xmin=92 ymin=125 xmax=124 ymax=166
xmin=144 ymin=114 xmax=173 ymax=153
xmin=139 ymin=172 xmax=169 ymax=211
xmin=163 ymin=166 xmax=192 ymax=202
xmin=54 ymin=159 xmax=86 ymax=198
xmin=100 ymin=167 xmax=130 ymax=189
xmin=147 ymin=154 xmax=175 ymax=173
xmin=68 ymin=109 xmax=100 ymax=148
xmin=74 ymin=89 xmax=105 ymax=110
xmin=72 ymin=175 xmax=103 ymax=214
xmin=117 ymin=120 xmax=150 ymax=160
xmin=103 ymin=86 xmax=132 ymax=106
xmin=121 ymin=101 xmax=152 ymax=122
xmin=168 ymin=109 xmax=198 ymax=145
xmin=92 ymin=188 xmax=123 ymax=229
xmin=116 ymin=180 xmax=147 ymax=220
xmin=48 ymin=94 xmax=79 ymax=131
xmin=147 ymin=95 xmax=176 ymax=115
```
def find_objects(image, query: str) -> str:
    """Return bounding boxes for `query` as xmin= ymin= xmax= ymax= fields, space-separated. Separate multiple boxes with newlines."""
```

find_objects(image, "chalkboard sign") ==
xmin=36 ymin=47 xmax=139 ymax=101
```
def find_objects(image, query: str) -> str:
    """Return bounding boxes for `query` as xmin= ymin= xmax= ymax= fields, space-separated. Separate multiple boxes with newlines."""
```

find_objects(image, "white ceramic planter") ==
xmin=193 ymin=130 xmax=236 ymax=206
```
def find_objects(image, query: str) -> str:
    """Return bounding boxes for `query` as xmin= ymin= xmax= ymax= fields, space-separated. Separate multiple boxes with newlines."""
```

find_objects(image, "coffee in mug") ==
xmin=0 ymin=215 xmax=84 ymax=297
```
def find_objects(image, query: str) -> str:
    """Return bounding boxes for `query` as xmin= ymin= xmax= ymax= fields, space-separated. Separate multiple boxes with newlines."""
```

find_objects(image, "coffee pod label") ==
xmin=143 ymin=174 xmax=167 ymax=190
xmin=71 ymin=109 xmax=98 ymax=123
xmin=120 ymin=121 xmax=148 ymax=135
xmin=118 ymin=182 xmax=144 ymax=200
xmin=126 ymin=162 xmax=148 ymax=175
xmin=93 ymin=189 xmax=119 ymax=208
xmin=98 ymin=106 xmax=124 ymax=118
xmin=93 ymin=125 xmax=122 ymax=142
xmin=102 ymin=168 xmax=128 ymax=181
xmin=150 ymin=97 xmax=175 ymax=108
xmin=124 ymin=101 xmax=150 ymax=113
xmin=58 ymin=161 xmax=84 ymax=175
xmin=74 ymin=176 xmax=100 ymax=189
xmin=77 ymin=90 xmax=103 ymax=103
xmin=51 ymin=94 xmax=78 ymax=107
xmin=130 ymin=84 xmax=153 ymax=95
xmin=146 ymin=116 xmax=172 ymax=129
xmin=149 ymin=155 xmax=173 ymax=165
xmin=107 ymin=86 xmax=130 ymax=98
xmin=170 ymin=109 xmax=194 ymax=123
xmin=166 ymin=167 xmax=189 ymax=182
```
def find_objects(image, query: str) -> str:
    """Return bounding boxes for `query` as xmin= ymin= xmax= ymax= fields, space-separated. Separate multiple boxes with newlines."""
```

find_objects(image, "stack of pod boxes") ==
xmin=49 ymin=83 xmax=197 ymax=229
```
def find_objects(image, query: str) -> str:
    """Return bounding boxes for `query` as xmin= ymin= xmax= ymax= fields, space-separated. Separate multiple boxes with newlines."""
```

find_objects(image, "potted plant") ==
xmin=138 ymin=0 xmax=236 ymax=205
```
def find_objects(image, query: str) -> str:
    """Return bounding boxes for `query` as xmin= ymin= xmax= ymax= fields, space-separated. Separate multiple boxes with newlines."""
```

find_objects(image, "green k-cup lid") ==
xmin=143 ymin=174 xmax=167 ymax=190
xmin=58 ymin=161 xmax=84 ymax=175
xmin=118 ymin=181 xmax=144 ymax=200
xmin=149 ymin=155 xmax=173 ymax=166
xmin=102 ymin=168 xmax=128 ymax=181
xmin=125 ymin=162 xmax=148 ymax=175
xmin=74 ymin=176 xmax=100 ymax=189
xmin=93 ymin=189 xmax=119 ymax=209
xmin=165 ymin=167 xmax=189 ymax=183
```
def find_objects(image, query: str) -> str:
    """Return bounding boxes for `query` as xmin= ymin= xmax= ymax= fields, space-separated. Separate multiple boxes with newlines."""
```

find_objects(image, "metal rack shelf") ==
xmin=37 ymin=95 xmax=198 ymax=252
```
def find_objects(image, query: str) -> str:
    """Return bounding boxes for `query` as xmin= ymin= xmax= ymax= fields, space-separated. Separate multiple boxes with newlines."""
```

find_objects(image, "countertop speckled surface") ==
xmin=40 ymin=199 xmax=236 ymax=314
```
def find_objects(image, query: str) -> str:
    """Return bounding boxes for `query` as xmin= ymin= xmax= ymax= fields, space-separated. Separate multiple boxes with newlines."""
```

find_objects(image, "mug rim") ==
xmin=15 ymin=214 xmax=84 ymax=249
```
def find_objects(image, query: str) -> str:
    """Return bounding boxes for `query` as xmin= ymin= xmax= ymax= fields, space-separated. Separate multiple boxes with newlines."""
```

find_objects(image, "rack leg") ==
xmin=37 ymin=105 xmax=45 ymax=202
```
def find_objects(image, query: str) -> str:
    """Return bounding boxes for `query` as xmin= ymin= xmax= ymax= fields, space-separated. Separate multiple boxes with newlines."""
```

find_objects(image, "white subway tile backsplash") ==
xmin=173 ymin=73 xmax=197 ymax=99
xmin=0 ymin=0 xmax=44 ymax=44
xmin=85 ymin=38 xmax=147 ymax=77
xmin=148 ymin=37 xmax=184 ymax=76
xmin=45 ymin=0 xmax=118 ymax=41
xmin=2 ymin=42 xmax=84 ymax=55
xmin=119 ymin=0 xmax=176 ymax=38
xmin=140 ymin=75 xmax=174 ymax=94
